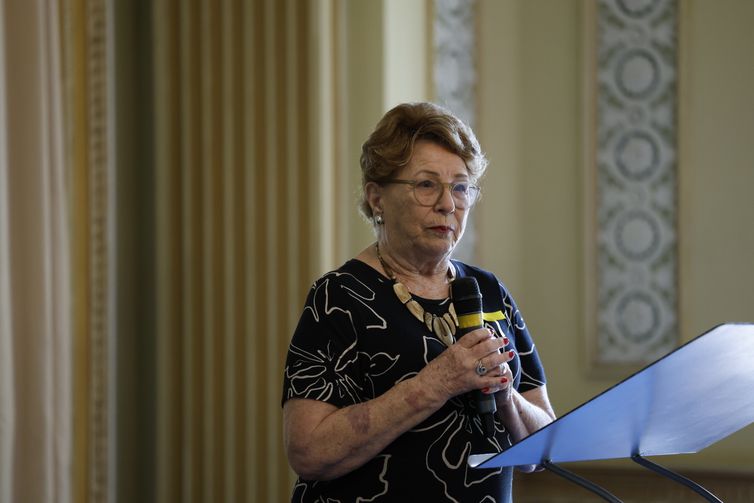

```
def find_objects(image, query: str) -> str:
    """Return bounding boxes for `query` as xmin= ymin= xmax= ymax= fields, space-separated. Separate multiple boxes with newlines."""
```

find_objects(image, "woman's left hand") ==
xmin=479 ymin=346 xmax=514 ymax=401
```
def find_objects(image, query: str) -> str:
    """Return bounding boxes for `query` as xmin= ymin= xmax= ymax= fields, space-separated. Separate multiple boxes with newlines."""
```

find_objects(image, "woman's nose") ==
xmin=434 ymin=184 xmax=457 ymax=213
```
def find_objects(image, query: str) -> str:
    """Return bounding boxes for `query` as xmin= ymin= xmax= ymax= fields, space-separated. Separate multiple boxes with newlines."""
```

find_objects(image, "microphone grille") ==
xmin=451 ymin=276 xmax=482 ymax=314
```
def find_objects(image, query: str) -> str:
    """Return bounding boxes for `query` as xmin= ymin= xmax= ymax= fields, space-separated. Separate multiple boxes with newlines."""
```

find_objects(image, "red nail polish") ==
xmin=481 ymin=387 xmax=490 ymax=393
xmin=500 ymin=378 xmax=508 ymax=384
xmin=503 ymin=337 xmax=509 ymax=345
xmin=508 ymin=350 xmax=515 ymax=358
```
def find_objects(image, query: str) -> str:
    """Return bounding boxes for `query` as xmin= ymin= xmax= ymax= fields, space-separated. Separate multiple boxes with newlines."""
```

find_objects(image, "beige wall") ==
xmin=677 ymin=0 xmax=754 ymax=470
xmin=344 ymin=1 xmax=433 ymax=260
xmin=344 ymin=0 xmax=754 ymax=474
xmin=473 ymin=0 xmax=754 ymax=472
xmin=338 ymin=0 xmax=754 ymax=480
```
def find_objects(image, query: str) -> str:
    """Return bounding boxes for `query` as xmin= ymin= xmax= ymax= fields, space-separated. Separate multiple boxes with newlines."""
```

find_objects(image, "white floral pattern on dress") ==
xmin=282 ymin=260 xmax=547 ymax=502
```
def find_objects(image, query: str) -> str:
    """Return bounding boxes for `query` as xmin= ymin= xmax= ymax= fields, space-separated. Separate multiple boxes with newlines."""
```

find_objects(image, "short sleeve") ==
xmin=497 ymin=281 xmax=547 ymax=393
xmin=281 ymin=271 xmax=373 ymax=409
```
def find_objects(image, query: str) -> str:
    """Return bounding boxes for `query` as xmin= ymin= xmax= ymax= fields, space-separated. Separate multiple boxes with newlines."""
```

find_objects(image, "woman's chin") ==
xmin=421 ymin=237 xmax=457 ymax=257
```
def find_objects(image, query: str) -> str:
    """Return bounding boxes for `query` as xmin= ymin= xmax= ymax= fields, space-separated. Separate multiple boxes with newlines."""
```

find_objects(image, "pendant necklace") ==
xmin=375 ymin=243 xmax=458 ymax=347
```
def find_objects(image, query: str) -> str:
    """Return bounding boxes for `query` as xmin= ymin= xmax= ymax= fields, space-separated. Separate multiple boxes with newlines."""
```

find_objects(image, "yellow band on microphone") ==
xmin=457 ymin=312 xmax=484 ymax=329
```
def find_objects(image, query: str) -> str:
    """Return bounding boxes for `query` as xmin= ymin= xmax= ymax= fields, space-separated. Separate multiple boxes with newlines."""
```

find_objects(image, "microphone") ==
xmin=451 ymin=276 xmax=497 ymax=438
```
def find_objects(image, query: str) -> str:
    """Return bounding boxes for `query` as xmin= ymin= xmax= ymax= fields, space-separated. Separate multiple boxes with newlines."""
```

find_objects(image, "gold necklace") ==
xmin=375 ymin=243 xmax=458 ymax=347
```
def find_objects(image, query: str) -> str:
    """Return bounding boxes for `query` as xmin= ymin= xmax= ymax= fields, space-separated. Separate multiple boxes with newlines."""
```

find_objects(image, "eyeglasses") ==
xmin=381 ymin=178 xmax=481 ymax=209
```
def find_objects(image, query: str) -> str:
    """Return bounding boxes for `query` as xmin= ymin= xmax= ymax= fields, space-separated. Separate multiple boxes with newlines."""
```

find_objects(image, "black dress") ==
xmin=282 ymin=259 xmax=547 ymax=503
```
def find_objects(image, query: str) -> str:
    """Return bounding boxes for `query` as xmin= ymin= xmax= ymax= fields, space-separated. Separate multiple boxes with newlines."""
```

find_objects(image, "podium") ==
xmin=469 ymin=323 xmax=754 ymax=502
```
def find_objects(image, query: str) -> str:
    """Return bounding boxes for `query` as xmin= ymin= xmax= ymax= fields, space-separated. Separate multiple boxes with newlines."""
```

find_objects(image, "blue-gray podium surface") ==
xmin=469 ymin=323 xmax=754 ymax=470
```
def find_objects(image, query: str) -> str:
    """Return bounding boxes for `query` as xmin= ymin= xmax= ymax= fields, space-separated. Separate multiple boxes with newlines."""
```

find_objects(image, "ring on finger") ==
xmin=475 ymin=359 xmax=487 ymax=376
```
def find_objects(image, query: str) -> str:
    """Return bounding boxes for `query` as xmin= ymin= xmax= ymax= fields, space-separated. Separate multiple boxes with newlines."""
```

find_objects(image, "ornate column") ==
xmin=587 ymin=0 xmax=679 ymax=368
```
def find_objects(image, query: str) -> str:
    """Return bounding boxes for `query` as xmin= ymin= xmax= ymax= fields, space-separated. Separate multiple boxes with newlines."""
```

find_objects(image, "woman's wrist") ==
xmin=494 ymin=388 xmax=517 ymax=415
xmin=409 ymin=368 xmax=450 ymax=411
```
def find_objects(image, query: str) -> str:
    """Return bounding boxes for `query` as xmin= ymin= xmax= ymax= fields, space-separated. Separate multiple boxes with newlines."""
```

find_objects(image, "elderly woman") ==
xmin=282 ymin=102 xmax=555 ymax=502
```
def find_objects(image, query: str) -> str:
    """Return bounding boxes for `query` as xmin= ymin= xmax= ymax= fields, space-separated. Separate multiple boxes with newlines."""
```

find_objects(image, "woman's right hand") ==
xmin=419 ymin=328 xmax=511 ymax=403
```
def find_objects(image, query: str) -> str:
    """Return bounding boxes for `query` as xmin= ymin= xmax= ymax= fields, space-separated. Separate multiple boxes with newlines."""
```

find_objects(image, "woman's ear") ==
xmin=364 ymin=181 xmax=383 ymax=216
